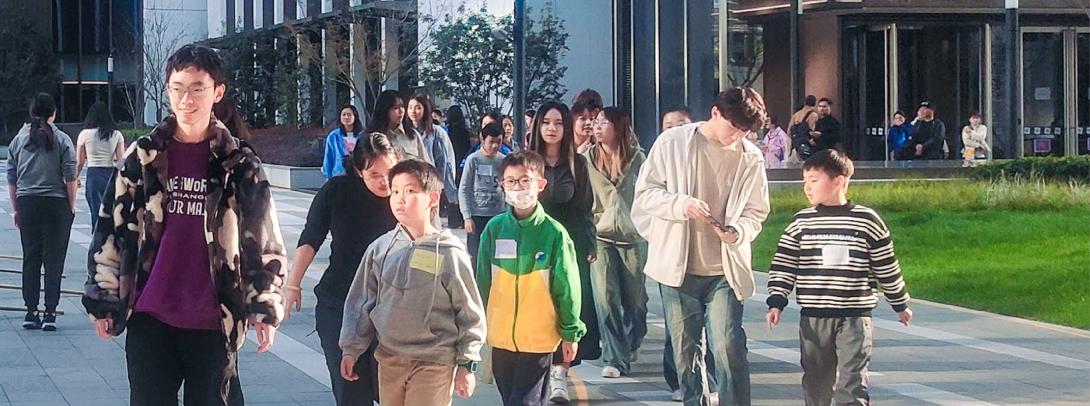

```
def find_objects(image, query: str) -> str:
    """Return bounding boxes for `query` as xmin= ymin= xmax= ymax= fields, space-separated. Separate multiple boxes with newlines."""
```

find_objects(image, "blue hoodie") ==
xmin=322 ymin=128 xmax=357 ymax=179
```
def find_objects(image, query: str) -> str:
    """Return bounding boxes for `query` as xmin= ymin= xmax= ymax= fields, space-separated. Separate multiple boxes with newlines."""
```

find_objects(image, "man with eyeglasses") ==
xmin=632 ymin=88 xmax=771 ymax=406
xmin=82 ymin=44 xmax=286 ymax=405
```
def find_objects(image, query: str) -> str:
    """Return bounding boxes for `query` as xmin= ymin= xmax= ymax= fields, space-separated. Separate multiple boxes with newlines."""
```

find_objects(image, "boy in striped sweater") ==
xmin=765 ymin=149 xmax=913 ymax=406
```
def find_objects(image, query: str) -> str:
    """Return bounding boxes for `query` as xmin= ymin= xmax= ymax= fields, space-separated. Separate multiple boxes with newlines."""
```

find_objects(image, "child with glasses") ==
xmin=476 ymin=151 xmax=586 ymax=406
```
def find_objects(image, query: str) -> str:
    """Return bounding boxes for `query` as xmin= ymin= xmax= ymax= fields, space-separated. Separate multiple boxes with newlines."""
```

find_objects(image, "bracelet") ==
xmin=284 ymin=285 xmax=302 ymax=292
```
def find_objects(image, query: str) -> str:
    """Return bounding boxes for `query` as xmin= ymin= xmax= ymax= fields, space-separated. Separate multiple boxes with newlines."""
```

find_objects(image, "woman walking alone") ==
xmin=7 ymin=93 xmax=78 ymax=331
xmin=76 ymin=102 xmax=125 ymax=230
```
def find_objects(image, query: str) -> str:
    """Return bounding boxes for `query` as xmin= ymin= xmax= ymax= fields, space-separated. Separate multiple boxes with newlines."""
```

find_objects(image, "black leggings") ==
xmin=17 ymin=196 xmax=73 ymax=313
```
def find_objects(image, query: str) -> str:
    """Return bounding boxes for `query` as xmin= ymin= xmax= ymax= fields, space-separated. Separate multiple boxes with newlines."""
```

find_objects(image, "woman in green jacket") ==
xmin=585 ymin=107 xmax=648 ymax=378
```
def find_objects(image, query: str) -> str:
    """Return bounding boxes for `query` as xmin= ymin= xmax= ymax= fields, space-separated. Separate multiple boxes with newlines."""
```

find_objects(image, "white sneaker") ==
xmin=709 ymin=391 xmax=719 ymax=406
xmin=549 ymin=366 xmax=570 ymax=403
xmin=671 ymin=389 xmax=683 ymax=402
xmin=601 ymin=365 xmax=622 ymax=378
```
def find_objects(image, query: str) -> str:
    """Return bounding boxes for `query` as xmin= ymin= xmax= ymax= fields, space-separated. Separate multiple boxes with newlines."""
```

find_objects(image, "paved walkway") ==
xmin=0 ymin=170 xmax=1087 ymax=405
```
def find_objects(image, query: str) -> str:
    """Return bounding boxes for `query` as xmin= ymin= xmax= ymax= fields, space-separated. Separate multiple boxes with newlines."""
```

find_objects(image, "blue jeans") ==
xmin=590 ymin=241 xmax=649 ymax=373
xmin=660 ymin=274 xmax=750 ymax=406
xmin=663 ymin=322 xmax=718 ymax=391
xmin=85 ymin=167 xmax=113 ymax=232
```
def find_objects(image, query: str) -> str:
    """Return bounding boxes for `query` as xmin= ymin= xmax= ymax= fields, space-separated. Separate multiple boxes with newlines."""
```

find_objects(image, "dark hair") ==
xmin=804 ymin=95 xmax=817 ymax=107
xmin=767 ymin=115 xmax=781 ymax=129
xmin=28 ymin=93 xmax=57 ymax=152
xmin=164 ymin=44 xmax=227 ymax=85
xmin=500 ymin=150 xmax=546 ymax=178
xmin=712 ymin=87 xmax=768 ymax=132
xmin=84 ymin=102 xmax=117 ymax=141
xmin=336 ymin=104 xmax=363 ymax=139
xmin=432 ymin=108 xmax=444 ymax=118
xmin=366 ymin=90 xmax=404 ymax=134
xmin=481 ymin=122 xmax=505 ymax=140
xmin=406 ymin=95 xmax=435 ymax=136
xmin=530 ymin=101 xmax=576 ymax=169
xmin=447 ymin=105 xmax=466 ymax=130
xmin=524 ymin=109 xmax=536 ymax=119
xmin=213 ymin=98 xmax=252 ymax=140
xmin=593 ymin=106 xmax=636 ymax=182
xmin=818 ymin=97 xmax=834 ymax=105
xmin=803 ymin=149 xmax=855 ymax=179
xmin=572 ymin=88 xmax=604 ymax=113
xmin=388 ymin=159 xmax=443 ymax=194
xmin=345 ymin=132 xmax=398 ymax=175
xmin=479 ymin=111 xmax=503 ymax=130
xmin=662 ymin=106 xmax=692 ymax=120
xmin=893 ymin=110 xmax=906 ymax=118
xmin=571 ymin=99 xmax=595 ymax=116
xmin=969 ymin=111 xmax=982 ymax=119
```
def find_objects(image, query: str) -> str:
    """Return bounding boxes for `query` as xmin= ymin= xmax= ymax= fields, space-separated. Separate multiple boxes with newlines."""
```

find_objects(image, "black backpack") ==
xmin=792 ymin=111 xmax=815 ymax=158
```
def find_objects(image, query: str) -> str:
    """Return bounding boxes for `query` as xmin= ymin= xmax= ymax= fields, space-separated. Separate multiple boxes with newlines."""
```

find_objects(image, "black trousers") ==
xmin=315 ymin=302 xmax=379 ymax=406
xmin=492 ymin=348 xmax=553 ymax=406
xmin=16 ymin=196 xmax=73 ymax=312
xmin=466 ymin=215 xmax=495 ymax=270
xmin=125 ymin=313 xmax=243 ymax=406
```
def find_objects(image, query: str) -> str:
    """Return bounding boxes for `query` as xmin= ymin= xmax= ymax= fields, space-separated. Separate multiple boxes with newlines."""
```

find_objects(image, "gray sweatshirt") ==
xmin=339 ymin=226 xmax=487 ymax=366
xmin=458 ymin=150 xmax=506 ymax=218
xmin=6 ymin=123 xmax=77 ymax=199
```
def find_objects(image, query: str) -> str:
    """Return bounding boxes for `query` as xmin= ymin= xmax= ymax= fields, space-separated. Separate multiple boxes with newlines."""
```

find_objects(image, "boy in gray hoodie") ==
xmin=339 ymin=159 xmax=487 ymax=406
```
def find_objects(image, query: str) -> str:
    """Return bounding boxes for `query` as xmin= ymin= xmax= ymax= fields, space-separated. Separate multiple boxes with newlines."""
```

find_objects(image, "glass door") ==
xmin=842 ymin=24 xmax=896 ymax=162
xmin=1021 ymin=32 xmax=1065 ymax=157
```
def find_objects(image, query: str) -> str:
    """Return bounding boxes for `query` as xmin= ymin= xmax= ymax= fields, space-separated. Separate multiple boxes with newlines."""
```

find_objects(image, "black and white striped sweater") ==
xmin=766 ymin=203 xmax=910 ymax=318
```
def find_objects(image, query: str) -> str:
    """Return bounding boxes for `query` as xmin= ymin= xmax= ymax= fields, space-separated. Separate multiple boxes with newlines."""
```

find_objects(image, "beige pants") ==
xmin=375 ymin=346 xmax=457 ymax=406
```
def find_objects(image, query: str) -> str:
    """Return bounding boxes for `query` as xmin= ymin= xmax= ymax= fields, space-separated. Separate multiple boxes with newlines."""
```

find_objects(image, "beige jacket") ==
xmin=631 ymin=123 xmax=770 ymax=300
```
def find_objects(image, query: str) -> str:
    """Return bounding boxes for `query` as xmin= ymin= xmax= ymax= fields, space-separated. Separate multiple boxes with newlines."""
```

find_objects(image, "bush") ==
xmin=971 ymin=156 xmax=1090 ymax=184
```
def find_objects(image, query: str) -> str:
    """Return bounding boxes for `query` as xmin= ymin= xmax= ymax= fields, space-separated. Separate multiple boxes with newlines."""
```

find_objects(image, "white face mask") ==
xmin=504 ymin=188 xmax=538 ymax=210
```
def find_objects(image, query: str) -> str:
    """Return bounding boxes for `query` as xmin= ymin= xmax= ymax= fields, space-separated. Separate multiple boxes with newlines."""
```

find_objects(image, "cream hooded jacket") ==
xmin=631 ymin=122 xmax=770 ymax=300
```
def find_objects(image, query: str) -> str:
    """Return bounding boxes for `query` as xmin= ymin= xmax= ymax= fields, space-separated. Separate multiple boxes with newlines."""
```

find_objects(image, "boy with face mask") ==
xmin=476 ymin=151 xmax=586 ymax=405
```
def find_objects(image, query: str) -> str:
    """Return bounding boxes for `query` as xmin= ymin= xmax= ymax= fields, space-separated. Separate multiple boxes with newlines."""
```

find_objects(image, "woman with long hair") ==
xmin=529 ymin=100 xmax=600 ymax=403
xmin=283 ymin=133 xmax=400 ymax=405
xmin=501 ymin=114 xmax=516 ymax=149
xmin=585 ymin=107 xmax=648 ymax=379
xmin=448 ymin=105 xmax=471 ymax=168
xmin=446 ymin=105 xmax=470 ymax=228
xmin=368 ymin=89 xmax=429 ymax=163
xmin=6 ymin=93 xmax=77 ymax=331
xmin=77 ymin=102 xmax=125 ymax=230
xmin=322 ymin=104 xmax=364 ymax=179
xmin=406 ymin=95 xmax=457 ymax=216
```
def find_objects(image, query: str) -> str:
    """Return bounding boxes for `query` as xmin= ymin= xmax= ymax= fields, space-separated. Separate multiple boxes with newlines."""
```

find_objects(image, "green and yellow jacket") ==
xmin=476 ymin=204 xmax=587 ymax=353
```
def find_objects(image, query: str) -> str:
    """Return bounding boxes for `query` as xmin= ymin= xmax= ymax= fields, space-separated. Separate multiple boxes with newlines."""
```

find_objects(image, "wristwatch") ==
xmin=459 ymin=361 xmax=479 ymax=373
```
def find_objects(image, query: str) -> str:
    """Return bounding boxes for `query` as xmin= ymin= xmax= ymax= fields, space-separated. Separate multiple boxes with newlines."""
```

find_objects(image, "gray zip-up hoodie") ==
xmin=6 ymin=123 xmax=77 ymax=199
xmin=339 ymin=226 xmax=487 ymax=366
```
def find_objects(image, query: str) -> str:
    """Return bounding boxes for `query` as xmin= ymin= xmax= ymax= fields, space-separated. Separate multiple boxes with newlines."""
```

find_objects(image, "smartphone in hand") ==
xmin=703 ymin=213 xmax=728 ymax=232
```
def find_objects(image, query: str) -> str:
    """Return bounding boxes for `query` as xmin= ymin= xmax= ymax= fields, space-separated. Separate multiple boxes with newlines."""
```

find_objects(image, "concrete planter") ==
xmin=263 ymin=163 xmax=324 ymax=190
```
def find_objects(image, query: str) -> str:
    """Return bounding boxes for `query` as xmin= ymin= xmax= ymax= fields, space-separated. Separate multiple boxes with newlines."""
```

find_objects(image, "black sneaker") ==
xmin=41 ymin=312 xmax=57 ymax=331
xmin=22 ymin=311 xmax=41 ymax=330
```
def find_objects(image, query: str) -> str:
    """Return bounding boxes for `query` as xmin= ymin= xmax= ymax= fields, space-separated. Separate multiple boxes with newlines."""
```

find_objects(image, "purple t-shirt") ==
xmin=134 ymin=140 xmax=221 ymax=330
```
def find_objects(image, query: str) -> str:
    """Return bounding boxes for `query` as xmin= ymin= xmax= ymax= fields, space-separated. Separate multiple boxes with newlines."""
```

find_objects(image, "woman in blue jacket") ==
xmin=322 ymin=104 xmax=364 ymax=179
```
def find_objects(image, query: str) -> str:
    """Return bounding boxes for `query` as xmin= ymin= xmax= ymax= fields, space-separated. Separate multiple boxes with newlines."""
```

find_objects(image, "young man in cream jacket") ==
xmin=632 ymin=88 xmax=770 ymax=406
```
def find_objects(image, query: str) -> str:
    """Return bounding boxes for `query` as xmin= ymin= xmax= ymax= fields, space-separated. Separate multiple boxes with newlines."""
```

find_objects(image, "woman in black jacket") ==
xmin=530 ymin=100 xmax=601 ymax=403
xmin=281 ymin=133 xmax=399 ymax=406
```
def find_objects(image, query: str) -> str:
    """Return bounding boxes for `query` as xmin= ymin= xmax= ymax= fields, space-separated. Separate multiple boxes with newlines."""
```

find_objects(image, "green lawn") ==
xmin=751 ymin=180 xmax=1090 ymax=329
